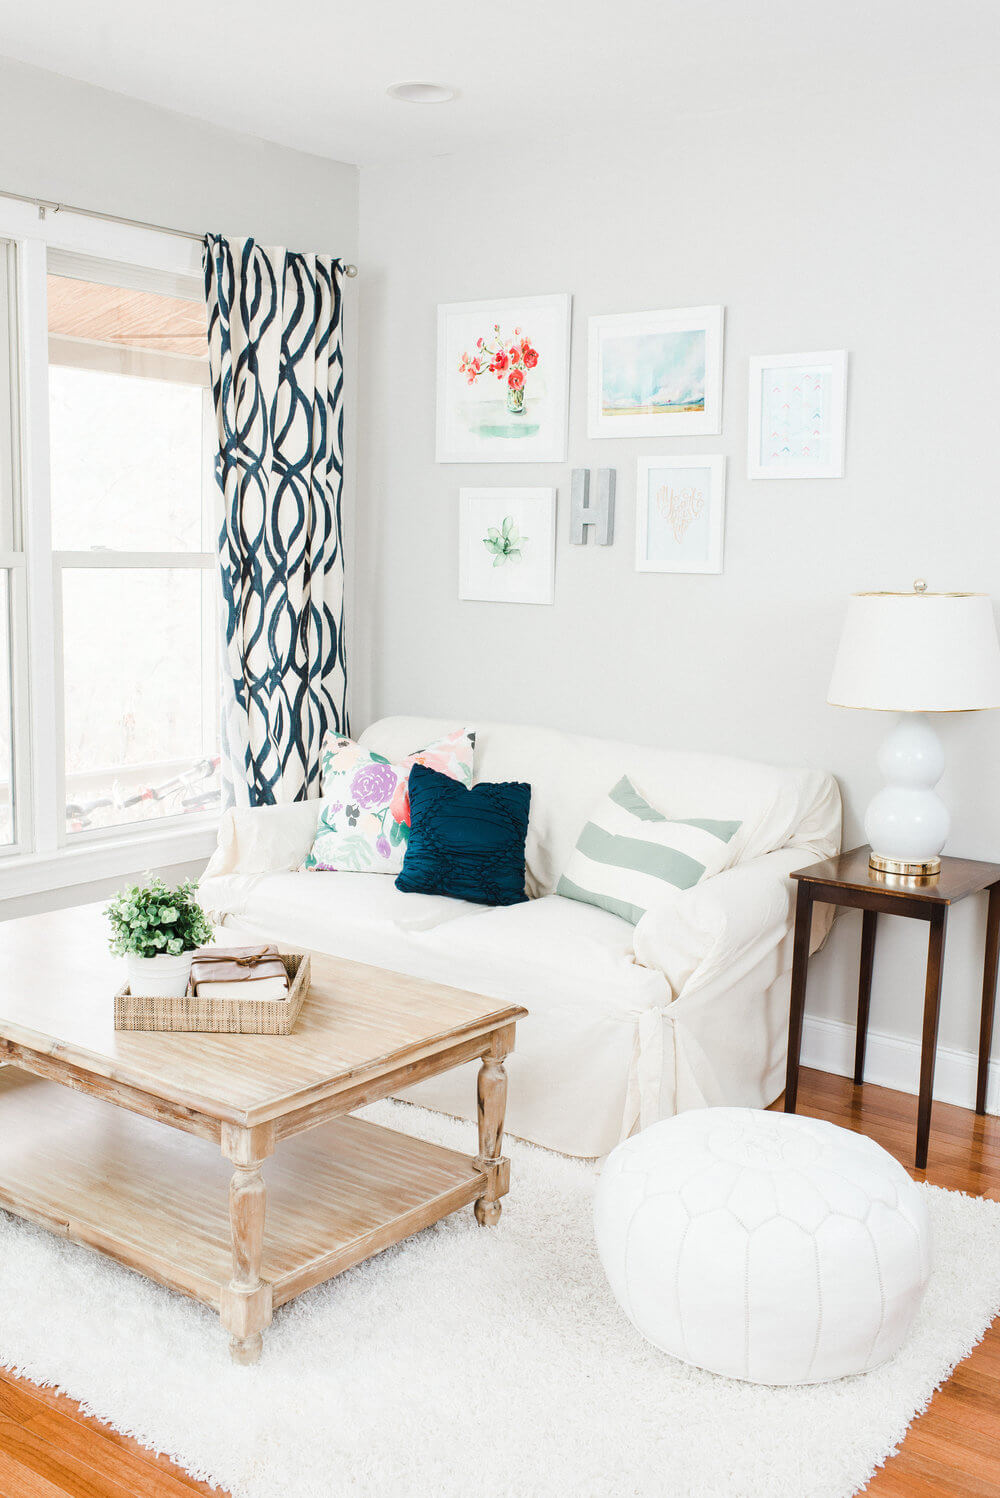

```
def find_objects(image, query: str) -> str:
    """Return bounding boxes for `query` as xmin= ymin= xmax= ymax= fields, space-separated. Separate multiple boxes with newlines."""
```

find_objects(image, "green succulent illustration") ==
xmin=483 ymin=515 xmax=528 ymax=567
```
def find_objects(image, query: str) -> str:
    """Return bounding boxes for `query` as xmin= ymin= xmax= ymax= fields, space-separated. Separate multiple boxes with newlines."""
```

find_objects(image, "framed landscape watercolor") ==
xmin=459 ymin=488 xmax=556 ymax=604
xmin=635 ymin=455 xmax=726 ymax=574
xmin=588 ymin=305 xmax=724 ymax=438
xmin=437 ymin=294 xmax=571 ymax=463
xmin=748 ymin=350 xmax=848 ymax=479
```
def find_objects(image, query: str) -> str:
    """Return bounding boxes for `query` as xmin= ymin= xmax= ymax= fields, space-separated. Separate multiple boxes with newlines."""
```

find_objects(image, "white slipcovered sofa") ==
xmin=199 ymin=717 xmax=841 ymax=1158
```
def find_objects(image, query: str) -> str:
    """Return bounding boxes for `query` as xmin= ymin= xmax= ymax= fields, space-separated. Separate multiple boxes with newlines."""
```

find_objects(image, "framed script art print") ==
xmin=635 ymin=455 xmax=726 ymax=574
xmin=748 ymin=350 xmax=848 ymax=479
xmin=588 ymin=305 xmax=724 ymax=438
xmin=459 ymin=487 xmax=557 ymax=605
xmin=437 ymin=294 xmax=571 ymax=463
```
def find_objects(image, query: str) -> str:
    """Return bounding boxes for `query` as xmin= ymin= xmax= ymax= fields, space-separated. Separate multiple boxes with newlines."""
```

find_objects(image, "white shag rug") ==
xmin=2 ymin=1100 xmax=1000 ymax=1498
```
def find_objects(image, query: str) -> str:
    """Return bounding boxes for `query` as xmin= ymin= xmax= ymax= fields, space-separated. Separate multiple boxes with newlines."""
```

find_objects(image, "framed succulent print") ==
xmin=437 ymin=294 xmax=571 ymax=463
xmin=748 ymin=350 xmax=848 ymax=479
xmin=635 ymin=455 xmax=726 ymax=574
xmin=458 ymin=488 xmax=556 ymax=605
xmin=588 ymin=305 xmax=724 ymax=438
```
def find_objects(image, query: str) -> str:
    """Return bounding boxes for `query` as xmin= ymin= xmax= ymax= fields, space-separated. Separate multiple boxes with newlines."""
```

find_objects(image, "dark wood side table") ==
xmin=784 ymin=845 xmax=1000 ymax=1170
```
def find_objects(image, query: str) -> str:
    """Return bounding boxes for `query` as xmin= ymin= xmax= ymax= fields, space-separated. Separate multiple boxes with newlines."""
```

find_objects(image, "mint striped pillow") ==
xmin=556 ymin=775 xmax=741 ymax=925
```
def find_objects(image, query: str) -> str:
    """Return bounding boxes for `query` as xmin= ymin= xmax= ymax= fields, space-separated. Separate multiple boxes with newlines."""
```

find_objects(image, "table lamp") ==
xmin=828 ymin=582 xmax=1000 ymax=878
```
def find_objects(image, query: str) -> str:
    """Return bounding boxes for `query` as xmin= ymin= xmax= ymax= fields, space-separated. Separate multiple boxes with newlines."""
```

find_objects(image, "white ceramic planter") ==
xmin=126 ymin=952 xmax=193 ymax=998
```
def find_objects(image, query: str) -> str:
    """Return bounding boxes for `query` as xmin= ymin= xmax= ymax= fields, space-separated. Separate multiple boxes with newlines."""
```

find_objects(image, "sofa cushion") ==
xmin=397 ymin=765 xmax=531 ymax=907
xmin=305 ymin=728 xmax=476 ymax=875
xmin=359 ymin=716 xmax=841 ymax=898
xmin=557 ymin=774 xmax=741 ymax=924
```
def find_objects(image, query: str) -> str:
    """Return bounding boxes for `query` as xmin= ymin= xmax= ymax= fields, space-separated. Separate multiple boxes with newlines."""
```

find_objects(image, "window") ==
xmin=47 ymin=259 xmax=220 ymax=836
xmin=0 ymin=204 xmax=221 ymax=890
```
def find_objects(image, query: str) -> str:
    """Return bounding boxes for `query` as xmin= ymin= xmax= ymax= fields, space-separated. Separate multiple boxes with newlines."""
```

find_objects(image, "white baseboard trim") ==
xmin=801 ymin=1013 xmax=1000 ymax=1116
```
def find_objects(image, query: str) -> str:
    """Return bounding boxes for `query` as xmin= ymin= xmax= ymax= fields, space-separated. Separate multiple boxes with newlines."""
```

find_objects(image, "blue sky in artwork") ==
xmin=601 ymin=329 xmax=706 ymax=412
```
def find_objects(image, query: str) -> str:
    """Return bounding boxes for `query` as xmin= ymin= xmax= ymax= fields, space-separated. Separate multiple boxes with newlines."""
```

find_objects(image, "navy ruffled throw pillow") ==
xmin=396 ymin=763 xmax=531 ymax=906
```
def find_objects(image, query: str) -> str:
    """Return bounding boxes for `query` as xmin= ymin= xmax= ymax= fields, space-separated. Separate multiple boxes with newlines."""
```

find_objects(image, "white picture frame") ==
xmin=748 ymin=350 xmax=848 ymax=479
xmin=588 ymin=305 xmax=724 ymax=438
xmin=635 ymin=455 xmax=726 ymax=574
xmin=459 ymin=487 xmax=557 ymax=605
xmin=436 ymin=294 xmax=571 ymax=463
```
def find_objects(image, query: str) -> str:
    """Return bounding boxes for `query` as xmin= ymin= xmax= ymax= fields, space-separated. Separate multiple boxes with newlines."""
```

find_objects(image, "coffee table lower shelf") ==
xmin=0 ymin=1068 xmax=490 ymax=1331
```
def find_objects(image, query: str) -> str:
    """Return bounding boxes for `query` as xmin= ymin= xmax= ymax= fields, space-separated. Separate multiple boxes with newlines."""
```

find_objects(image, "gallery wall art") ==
xmin=748 ymin=350 xmax=848 ymax=479
xmin=588 ymin=305 xmax=724 ymax=438
xmin=635 ymin=455 xmax=726 ymax=574
xmin=459 ymin=487 xmax=557 ymax=604
xmin=436 ymin=294 xmax=571 ymax=463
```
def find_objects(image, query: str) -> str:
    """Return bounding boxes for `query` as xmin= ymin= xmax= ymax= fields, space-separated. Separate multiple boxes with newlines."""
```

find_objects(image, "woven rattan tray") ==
xmin=114 ymin=952 xmax=311 ymax=1034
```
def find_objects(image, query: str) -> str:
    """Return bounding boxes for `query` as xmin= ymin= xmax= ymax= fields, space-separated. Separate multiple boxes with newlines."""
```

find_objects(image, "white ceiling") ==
xmin=0 ymin=0 xmax=996 ymax=167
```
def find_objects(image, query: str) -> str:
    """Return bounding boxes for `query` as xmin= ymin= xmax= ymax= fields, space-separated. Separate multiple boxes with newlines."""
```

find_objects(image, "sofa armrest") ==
xmin=202 ymin=801 xmax=323 ymax=880
xmin=633 ymin=846 xmax=833 ymax=1001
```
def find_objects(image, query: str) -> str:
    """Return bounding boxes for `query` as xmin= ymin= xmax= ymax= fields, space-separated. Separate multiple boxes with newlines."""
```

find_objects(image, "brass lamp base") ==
xmin=869 ymin=851 xmax=942 ymax=879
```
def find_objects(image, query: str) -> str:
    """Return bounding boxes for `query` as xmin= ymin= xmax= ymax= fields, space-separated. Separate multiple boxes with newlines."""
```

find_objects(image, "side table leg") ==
xmin=977 ymin=884 xmax=1000 ymax=1115
xmin=916 ymin=908 xmax=948 ymax=1172
xmin=784 ymin=883 xmax=814 ymax=1114
xmin=474 ymin=1028 xmax=512 ymax=1227
xmin=854 ymin=910 xmax=878 ymax=1085
xmin=220 ymin=1122 xmax=274 ymax=1364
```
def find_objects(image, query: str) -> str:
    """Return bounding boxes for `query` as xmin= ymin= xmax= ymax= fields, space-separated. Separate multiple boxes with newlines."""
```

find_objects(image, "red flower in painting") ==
xmin=457 ymin=326 xmax=539 ymax=399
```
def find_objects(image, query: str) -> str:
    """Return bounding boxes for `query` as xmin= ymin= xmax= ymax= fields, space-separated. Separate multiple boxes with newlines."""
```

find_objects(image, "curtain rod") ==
xmin=0 ymin=187 xmax=359 ymax=277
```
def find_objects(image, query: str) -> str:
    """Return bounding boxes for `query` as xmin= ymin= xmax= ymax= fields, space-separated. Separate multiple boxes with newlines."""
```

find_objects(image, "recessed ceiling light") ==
xmin=386 ymin=82 xmax=456 ymax=105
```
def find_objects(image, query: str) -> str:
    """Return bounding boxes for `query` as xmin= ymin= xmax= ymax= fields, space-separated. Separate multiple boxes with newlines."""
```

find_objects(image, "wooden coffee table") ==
xmin=0 ymin=905 xmax=527 ymax=1363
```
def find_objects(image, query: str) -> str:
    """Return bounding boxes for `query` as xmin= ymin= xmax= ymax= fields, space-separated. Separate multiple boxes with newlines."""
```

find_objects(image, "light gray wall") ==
xmin=0 ymin=57 xmax=359 ymax=918
xmin=356 ymin=74 xmax=1000 ymax=1072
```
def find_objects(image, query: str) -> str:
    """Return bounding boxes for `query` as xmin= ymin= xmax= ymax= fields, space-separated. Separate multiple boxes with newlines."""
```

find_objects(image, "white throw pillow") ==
xmin=556 ymin=774 xmax=741 ymax=925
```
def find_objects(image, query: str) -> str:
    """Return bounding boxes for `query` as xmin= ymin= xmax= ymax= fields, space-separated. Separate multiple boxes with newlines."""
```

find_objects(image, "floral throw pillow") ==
xmin=302 ymin=727 xmax=476 ymax=875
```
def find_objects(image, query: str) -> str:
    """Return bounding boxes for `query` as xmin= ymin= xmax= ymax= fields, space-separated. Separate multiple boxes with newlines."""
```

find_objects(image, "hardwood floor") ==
xmin=0 ymin=1067 xmax=999 ymax=1496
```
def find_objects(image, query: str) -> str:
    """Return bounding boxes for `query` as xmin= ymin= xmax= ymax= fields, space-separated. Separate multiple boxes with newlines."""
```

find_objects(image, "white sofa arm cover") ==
xmin=633 ymin=846 xmax=832 ymax=1000
xmin=199 ymin=802 xmax=322 ymax=922
xmin=203 ymin=801 xmax=323 ymax=880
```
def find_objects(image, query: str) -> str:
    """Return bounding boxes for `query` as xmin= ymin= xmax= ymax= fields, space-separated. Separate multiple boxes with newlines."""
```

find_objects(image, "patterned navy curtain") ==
xmin=203 ymin=234 xmax=348 ymax=806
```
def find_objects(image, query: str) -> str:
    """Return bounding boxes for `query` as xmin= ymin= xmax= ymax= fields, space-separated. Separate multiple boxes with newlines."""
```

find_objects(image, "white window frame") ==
xmin=0 ymin=201 xmax=220 ymax=899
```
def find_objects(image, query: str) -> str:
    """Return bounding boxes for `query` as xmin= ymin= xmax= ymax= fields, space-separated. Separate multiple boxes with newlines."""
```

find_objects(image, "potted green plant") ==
xmin=105 ymin=877 xmax=213 ymax=997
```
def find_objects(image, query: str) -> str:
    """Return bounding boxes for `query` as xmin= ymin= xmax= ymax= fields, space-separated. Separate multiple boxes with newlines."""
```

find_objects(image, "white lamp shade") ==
xmin=828 ymin=592 xmax=1000 ymax=712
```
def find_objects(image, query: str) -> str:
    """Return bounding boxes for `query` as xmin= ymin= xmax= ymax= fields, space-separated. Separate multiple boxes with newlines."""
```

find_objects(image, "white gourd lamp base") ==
xmin=864 ymin=713 xmax=948 ymax=879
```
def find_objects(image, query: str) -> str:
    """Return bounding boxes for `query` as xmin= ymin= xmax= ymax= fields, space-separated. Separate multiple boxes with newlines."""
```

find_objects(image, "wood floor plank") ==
xmin=0 ymin=1444 xmax=72 ymax=1498
xmin=0 ymin=1374 xmax=223 ymax=1497
xmin=0 ymin=1418 xmax=142 ymax=1498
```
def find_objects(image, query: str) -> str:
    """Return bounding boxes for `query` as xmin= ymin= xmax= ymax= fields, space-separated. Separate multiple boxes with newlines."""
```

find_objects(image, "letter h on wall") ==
xmin=570 ymin=469 xmax=615 ymax=546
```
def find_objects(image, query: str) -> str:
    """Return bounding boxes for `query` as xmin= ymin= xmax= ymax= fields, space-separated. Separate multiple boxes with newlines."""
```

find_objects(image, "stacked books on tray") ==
xmin=190 ymin=945 xmax=290 ymax=1001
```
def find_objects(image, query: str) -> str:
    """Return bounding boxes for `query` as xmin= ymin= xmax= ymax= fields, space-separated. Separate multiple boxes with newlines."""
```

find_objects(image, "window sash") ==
xmin=0 ymin=208 xmax=220 ymax=869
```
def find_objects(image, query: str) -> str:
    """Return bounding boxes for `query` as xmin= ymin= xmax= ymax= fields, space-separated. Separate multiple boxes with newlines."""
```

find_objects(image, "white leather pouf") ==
xmin=594 ymin=1107 xmax=931 ymax=1385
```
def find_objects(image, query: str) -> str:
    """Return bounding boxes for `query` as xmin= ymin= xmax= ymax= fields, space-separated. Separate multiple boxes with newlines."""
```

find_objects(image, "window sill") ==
xmin=0 ymin=821 xmax=219 ymax=902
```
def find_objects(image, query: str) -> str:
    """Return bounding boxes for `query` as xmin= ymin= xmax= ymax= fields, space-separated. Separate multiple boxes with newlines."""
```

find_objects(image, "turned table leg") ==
xmin=474 ymin=1028 xmax=512 ymax=1227
xmin=220 ymin=1122 xmax=274 ymax=1365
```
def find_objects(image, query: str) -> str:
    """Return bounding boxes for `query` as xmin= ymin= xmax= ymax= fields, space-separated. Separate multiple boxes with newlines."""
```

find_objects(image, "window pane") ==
xmin=62 ymin=568 xmax=219 ymax=835
xmin=49 ymin=366 xmax=207 ymax=551
xmin=0 ymin=572 xmax=12 ymax=846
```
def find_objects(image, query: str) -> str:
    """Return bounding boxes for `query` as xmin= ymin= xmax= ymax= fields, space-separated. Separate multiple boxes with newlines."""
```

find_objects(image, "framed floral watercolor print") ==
xmin=635 ymin=456 xmax=726 ymax=574
xmin=748 ymin=350 xmax=848 ymax=479
xmin=588 ymin=305 xmax=724 ymax=438
xmin=459 ymin=488 xmax=556 ymax=604
xmin=437 ymin=295 xmax=571 ymax=463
